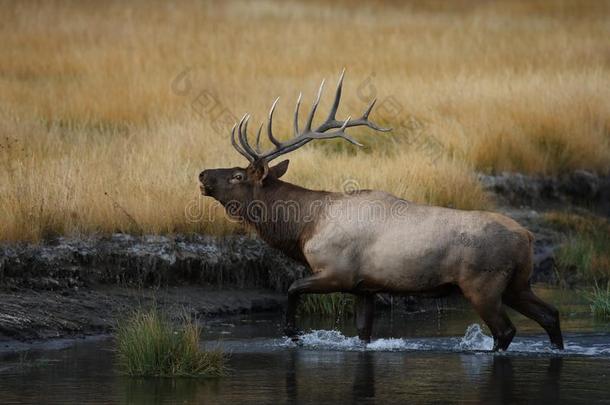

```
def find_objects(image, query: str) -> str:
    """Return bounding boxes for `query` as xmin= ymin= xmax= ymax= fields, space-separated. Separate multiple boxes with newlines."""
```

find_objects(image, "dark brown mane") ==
xmin=246 ymin=178 xmax=332 ymax=263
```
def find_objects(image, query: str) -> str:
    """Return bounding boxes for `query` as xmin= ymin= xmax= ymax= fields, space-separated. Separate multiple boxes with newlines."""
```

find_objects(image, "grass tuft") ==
xmin=584 ymin=283 xmax=610 ymax=319
xmin=116 ymin=309 xmax=226 ymax=378
xmin=299 ymin=293 xmax=355 ymax=318
xmin=545 ymin=212 xmax=610 ymax=285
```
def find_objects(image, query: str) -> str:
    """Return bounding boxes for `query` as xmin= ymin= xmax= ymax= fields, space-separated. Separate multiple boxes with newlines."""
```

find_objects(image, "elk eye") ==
xmin=231 ymin=173 xmax=244 ymax=182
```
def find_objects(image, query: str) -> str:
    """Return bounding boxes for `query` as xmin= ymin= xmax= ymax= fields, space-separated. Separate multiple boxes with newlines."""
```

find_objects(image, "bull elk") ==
xmin=199 ymin=71 xmax=564 ymax=351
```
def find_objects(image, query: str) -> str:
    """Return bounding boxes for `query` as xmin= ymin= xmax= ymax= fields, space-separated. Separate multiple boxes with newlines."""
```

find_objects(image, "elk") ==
xmin=199 ymin=71 xmax=564 ymax=351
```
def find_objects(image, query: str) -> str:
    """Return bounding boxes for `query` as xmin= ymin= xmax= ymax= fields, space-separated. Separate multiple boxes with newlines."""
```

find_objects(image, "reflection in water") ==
xmin=285 ymin=349 xmax=298 ymax=402
xmin=352 ymin=352 xmax=375 ymax=402
xmin=277 ymin=348 xmax=570 ymax=404
xmin=462 ymin=355 xmax=564 ymax=404
xmin=543 ymin=358 xmax=563 ymax=404
xmin=481 ymin=356 xmax=516 ymax=404
xmin=120 ymin=377 xmax=212 ymax=405
xmin=282 ymin=349 xmax=377 ymax=403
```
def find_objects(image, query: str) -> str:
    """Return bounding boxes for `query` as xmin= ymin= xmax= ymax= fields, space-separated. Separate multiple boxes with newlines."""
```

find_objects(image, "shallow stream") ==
xmin=1 ymin=288 xmax=609 ymax=404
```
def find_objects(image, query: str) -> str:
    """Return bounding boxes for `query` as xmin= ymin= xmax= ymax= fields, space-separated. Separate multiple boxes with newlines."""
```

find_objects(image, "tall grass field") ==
xmin=1 ymin=0 xmax=609 ymax=241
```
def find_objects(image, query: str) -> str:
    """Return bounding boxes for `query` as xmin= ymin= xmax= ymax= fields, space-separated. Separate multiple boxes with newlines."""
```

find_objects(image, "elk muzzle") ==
xmin=199 ymin=170 xmax=215 ymax=196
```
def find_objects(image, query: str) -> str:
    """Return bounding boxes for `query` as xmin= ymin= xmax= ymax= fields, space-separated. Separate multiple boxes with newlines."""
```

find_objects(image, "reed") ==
xmin=116 ymin=309 xmax=226 ymax=378
xmin=584 ymin=283 xmax=610 ymax=319
xmin=299 ymin=293 xmax=355 ymax=318
xmin=546 ymin=212 xmax=610 ymax=285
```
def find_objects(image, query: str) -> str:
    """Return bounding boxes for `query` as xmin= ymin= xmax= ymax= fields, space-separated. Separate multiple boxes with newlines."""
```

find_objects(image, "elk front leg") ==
xmin=284 ymin=293 xmax=301 ymax=340
xmin=284 ymin=272 xmax=341 ymax=340
xmin=355 ymin=294 xmax=375 ymax=343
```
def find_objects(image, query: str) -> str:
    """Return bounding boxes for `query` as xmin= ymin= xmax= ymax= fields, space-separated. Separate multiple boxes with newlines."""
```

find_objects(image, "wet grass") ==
xmin=584 ymin=283 xmax=610 ymax=319
xmin=116 ymin=309 xmax=226 ymax=378
xmin=299 ymin=293 xmax=355 ymax=318
xmin=545 ymin=212 xmax=610 ymax=286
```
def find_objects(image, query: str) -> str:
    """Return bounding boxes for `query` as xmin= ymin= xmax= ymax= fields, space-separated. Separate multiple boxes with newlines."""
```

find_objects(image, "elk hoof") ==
xmin=283 ymin=326 xmax=302 ymax=341
xmin=357 ymin=330 xmax=372 ymax=344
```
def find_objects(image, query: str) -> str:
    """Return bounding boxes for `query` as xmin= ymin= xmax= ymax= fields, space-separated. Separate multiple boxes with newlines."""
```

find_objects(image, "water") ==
xmin=1 ymin=288 xmax=610 ymax=404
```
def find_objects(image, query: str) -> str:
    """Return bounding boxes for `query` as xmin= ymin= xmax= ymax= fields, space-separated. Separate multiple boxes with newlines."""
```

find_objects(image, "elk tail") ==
xmin=507 ymin=229 xmax=536 ymax=294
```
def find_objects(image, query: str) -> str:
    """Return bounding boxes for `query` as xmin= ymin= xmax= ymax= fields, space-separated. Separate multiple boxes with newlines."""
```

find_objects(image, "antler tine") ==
xmin=237 ymin=114 xmax=259 ymax=158
xmin=255 ymin=123 xmax=263 ymax=153
xmin=231 ymin=123 xmax=255 ymax=162
xmin=363 ymin=98 xmax=376 ymax=119
xmin=358 ymin=98 xmax=392 ymax=132
xmin=316 ymin=96 xmax=391 ymax=133
xmin=267 ymin=97 xmax=282 ymax=147
xmin=326 ymin=68 xmax=345 ymax=123
xmin=293 ymin=92 xmax=302 ymax=137
xmin=331 ymin=116 xmax=364 ymax=146
xmin=304 ymin=79 xmax=325 ymax=132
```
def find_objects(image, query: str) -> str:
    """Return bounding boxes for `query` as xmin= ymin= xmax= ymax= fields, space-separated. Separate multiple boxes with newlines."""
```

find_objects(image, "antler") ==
xmin=232 ymin=69 xmax=390 ymax=164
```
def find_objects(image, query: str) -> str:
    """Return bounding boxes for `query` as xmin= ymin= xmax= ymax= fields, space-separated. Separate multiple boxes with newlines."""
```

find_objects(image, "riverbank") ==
xmin=0 ymin=286 xmax=287 ymax=344
xmin=0 ymin=234 xmax=308 ymax=342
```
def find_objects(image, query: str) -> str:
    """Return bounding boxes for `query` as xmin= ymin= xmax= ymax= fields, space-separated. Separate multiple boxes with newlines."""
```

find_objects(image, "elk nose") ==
xmin=199 ymin=170 xmax=208 ymax=183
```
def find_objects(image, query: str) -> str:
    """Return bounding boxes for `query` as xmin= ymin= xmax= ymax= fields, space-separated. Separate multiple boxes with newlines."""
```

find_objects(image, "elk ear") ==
xmin=269 ymin=160 xmax=289 ymax=179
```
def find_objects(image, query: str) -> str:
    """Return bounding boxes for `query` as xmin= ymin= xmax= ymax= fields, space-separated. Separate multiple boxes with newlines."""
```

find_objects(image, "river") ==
xmin=1 ymin=287 xmax=609 ymax=404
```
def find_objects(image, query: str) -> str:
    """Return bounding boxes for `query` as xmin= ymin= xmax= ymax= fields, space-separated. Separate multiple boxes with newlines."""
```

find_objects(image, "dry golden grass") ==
xmin=1 ymin=0 xmax=609 ymax=241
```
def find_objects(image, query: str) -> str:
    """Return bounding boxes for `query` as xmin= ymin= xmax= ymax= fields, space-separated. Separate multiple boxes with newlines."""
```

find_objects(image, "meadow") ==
xmin=1 ymin=0 xmax=609 ymax=241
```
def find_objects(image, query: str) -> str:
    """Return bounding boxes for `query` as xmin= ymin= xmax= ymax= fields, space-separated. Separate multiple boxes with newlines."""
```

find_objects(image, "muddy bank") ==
xmin=478 ymin=170 xmax=610 ymax=214
xmin=0 ymin=286 xmax=286 ymax=344
xmin=0 ymin=234 xmax=308 ymax=342
xmin=0 ymin=234 xmax=308 ymax=292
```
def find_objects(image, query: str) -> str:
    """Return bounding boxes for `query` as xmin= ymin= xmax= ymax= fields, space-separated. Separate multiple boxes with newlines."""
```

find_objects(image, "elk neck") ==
xmin=243 ymin=179 xmax=333 ymax=264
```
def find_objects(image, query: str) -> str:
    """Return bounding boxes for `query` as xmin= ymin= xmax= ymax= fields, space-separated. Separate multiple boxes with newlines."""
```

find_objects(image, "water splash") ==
xmin=277 ymin=324 xmax=610 ymax=357
xmin=280 ymin=329 xmax=432 ymax=352
xmin=296 ymin=330 xmax=364 ymax=350
xmin=458 ymin=324 xmax=493 ymax=351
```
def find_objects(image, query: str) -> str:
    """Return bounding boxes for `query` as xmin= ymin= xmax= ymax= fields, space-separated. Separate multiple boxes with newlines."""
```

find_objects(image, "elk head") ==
xmin=199 ymin=70 xmax=390 ymax=216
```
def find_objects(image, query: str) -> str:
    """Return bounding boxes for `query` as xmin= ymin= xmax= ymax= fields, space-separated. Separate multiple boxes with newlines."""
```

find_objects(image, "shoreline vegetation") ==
xmin=1 ymin=0 xmax=609 ymax=242
xmin=116 ymin=308 xmax=226 ymax=378
xmin=586 ymin=283 xmax=610 ymax=319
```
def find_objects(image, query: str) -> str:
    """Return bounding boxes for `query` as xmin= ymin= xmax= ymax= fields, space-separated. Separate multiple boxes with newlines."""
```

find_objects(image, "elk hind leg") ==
xmin=503 ymin=288 xmax=564 ymax=350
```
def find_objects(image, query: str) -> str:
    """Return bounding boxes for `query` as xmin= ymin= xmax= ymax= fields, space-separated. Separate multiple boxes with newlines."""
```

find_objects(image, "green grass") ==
xmin=584 ymin=283 xmax=610 ymax=319
xmin=116 ymin=309 xmax=226 ymax=378
xmin=299 ymin=293 xmax=355 ymax=318
xmin=545 ymin=212 xmax=610 ymax=285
